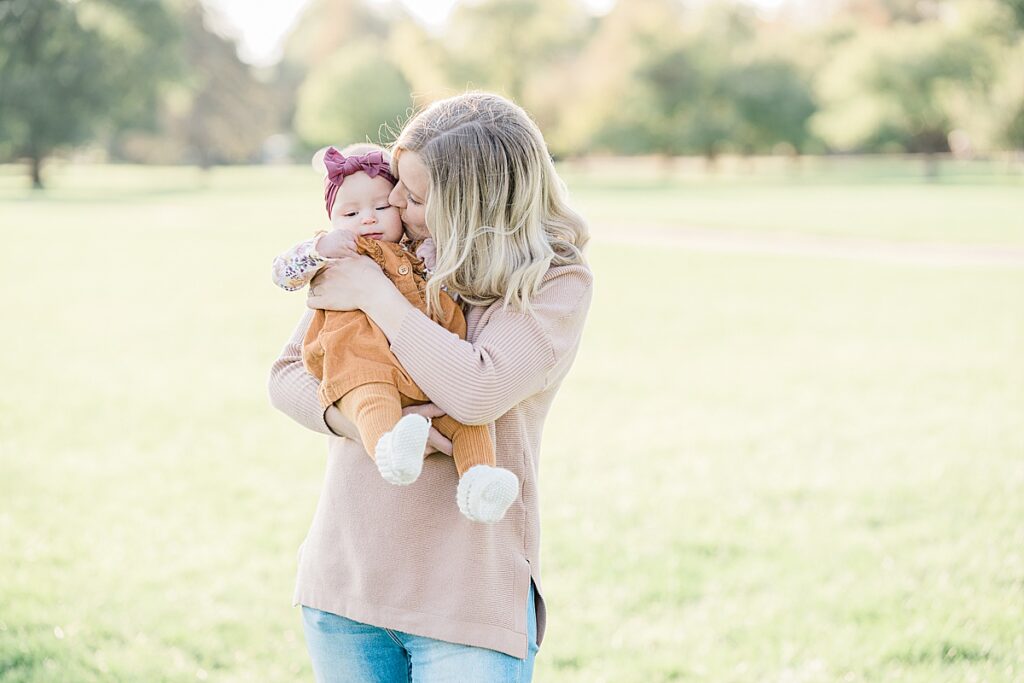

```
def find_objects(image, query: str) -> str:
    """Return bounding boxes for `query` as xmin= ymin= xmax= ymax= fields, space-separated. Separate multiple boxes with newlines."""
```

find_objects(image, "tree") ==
xmin=726 ymin=58 xmax=817 ymax=155
xmin=0 ymin=0 xmax=178 ymax=187
xmin=1000 ymin=0 xmax=1024 ymax=27
xmin=174 ymin=3 xmax=279 ymax=167
xmin=556 ymin=0 xmax=689 ymax=156
xmin=812 ymin=22 xmax=993 ymax=156
xmin=293 ymin=43 xmax=412 ymax=149
xmin=442 ymin=0 xmax=592 ymax=103
xmin=573 ymin=0 xmax=816 ymax=162
xmin=112 ymin=3 xmax=281 ymax=167
xmin=282 ymin=0 xmax=389 ymax=71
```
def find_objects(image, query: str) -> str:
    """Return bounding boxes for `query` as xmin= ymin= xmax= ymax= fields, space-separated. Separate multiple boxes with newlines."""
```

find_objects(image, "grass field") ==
xmin=1 ymin=160 xmax=1022 ymax=682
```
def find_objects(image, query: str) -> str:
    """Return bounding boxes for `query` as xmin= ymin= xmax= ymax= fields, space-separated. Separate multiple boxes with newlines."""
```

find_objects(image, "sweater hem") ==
xmin=292 ymin=587 xmax=529 ymax=659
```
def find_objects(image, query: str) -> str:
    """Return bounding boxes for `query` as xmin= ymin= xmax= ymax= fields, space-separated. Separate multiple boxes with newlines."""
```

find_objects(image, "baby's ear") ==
xmin=311 ymin=147 xmax=332 ymax=175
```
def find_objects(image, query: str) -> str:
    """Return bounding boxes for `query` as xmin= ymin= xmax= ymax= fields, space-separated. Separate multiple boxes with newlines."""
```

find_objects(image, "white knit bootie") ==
xmin=456 ymin=465 xmax=519 ymax=523
xmin=375 ymin=415 xmax=430 ymax=485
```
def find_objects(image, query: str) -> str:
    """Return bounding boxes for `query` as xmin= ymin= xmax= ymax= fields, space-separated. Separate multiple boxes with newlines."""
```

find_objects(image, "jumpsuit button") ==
xmin=398 ymin=265 xmax=410 ymax=275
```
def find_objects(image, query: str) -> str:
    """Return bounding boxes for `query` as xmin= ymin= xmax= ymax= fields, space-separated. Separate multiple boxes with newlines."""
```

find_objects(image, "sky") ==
xmin=204 ymin=0 xmax=786 ymax=67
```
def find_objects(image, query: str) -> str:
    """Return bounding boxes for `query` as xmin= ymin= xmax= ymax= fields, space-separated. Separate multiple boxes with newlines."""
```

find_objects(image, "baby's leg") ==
xmin=337 ymin=383 xmax=402 ymax=460
xmin=433 ymin=417 xmax=519 ymax=524
xmin=431 ymin=416 xmax=495 ymax=476
xmin=338 ymin=383 xmax=430 ymax=485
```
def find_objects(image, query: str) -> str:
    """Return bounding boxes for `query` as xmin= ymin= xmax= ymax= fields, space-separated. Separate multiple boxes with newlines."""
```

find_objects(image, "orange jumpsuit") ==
xmin=301 ymin=236 xmax=494 ymax=476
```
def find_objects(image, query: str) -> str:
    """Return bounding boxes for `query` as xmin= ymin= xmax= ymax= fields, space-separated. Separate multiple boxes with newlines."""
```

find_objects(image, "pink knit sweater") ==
xmin=268 ymin=264 xmax=593 ymax=658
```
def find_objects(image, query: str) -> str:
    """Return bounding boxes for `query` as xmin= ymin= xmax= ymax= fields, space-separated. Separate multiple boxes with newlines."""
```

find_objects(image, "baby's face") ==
xmin=330 ymin=172 xmax=403 ymax=242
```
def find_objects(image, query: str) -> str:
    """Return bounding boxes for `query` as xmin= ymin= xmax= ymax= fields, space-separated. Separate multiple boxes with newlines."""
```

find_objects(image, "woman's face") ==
xmin=390 ymin=150 xmax=430 ymax=241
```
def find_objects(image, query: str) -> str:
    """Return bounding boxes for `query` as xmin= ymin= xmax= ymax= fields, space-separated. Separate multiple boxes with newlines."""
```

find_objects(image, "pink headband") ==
xmin=323 ymin=147 xmax=397 ymax=218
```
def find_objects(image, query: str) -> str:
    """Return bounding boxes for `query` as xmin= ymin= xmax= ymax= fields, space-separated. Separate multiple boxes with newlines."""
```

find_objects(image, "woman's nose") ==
xmin=388 ymin=185 xmax=404 ymax=208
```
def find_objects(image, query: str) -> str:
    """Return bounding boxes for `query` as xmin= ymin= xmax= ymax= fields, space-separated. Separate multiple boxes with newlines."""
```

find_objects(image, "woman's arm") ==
xmin=267 ymin=308 xmax=361 ymax=443
xmin=309 ymin=261 xmax=593 ymax=425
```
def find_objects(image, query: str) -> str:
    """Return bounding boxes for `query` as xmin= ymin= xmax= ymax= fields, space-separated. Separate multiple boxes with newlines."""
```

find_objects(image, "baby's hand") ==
xmin=316 ymin=229 xmax=359 ymax=259
xmin=415 ymin=238 xmax=437 ymax=271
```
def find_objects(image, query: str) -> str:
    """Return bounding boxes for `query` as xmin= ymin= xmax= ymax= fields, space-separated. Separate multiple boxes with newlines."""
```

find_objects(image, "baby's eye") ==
xmin=343 ymin=212 xmax=358 ymax=218
xmin=377 ymin=205 xmax=393 ymax=211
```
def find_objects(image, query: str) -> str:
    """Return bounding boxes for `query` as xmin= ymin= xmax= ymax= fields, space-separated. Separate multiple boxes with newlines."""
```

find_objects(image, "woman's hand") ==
xmin=306 ymin=256 xmax=388 ymax=312
xmin=307 ymin=255 xmax=418 ymax=340
xmin=403 ymin=403 xmax=452 ymax=457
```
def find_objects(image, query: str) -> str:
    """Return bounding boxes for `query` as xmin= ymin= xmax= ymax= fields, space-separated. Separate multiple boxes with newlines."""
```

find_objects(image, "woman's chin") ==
xmin=403 ymin=224 xmax=430 ymax=241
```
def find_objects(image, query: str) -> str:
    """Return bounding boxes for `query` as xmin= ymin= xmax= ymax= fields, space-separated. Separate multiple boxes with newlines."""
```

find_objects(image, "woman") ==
xmin=268 ymin=92 xmax=593 ymax=682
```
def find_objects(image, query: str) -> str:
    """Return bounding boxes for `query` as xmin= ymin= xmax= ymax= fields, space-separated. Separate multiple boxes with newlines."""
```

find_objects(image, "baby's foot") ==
xmin=456 ymin=465 xmax=519 ymax=523
xmin=375 ymin=415 xmax=430 ymax=485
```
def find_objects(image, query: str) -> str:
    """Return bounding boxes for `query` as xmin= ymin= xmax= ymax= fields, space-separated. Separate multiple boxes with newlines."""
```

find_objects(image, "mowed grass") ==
xmin=561 ymin=155 xmax=1024 ymax=244
xmin=1 ymin=162 xmax=1022 ymax=682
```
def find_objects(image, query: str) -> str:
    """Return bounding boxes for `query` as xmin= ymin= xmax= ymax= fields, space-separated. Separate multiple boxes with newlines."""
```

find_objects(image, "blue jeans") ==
xmin=301 ymin=582 xmax=538 ymax=682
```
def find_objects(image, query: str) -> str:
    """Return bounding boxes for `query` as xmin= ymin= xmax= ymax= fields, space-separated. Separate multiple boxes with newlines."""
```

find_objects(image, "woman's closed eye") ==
xmin=407 ymin=193 xmax=421 ymax=206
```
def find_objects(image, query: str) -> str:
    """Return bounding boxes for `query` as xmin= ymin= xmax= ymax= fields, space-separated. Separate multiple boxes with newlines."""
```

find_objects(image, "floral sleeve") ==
xmin=272 ymin=235 xmax=328 ymax=291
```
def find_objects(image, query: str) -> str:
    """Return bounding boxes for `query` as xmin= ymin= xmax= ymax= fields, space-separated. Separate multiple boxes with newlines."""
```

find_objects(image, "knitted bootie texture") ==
xmin=456 ymin=465 xmax=519 ymax=523
xmin=375 ymin=414 xmax=430 ymax=485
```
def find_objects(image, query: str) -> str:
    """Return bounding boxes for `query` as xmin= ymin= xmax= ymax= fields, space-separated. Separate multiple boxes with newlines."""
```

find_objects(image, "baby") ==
xmin=272 ymin=143 xmax=519 ymax=524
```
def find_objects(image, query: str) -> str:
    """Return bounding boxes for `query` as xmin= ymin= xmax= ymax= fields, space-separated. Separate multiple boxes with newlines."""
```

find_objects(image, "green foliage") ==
xmin=387 ymin=0 xmax=596 ymax=154
xmin=560 ymin=0 xmax=693 ymax=156
xmin=578 ymin=1 xmax=815 ymax=159
xmin=282 ymin=0 xmax=389 ymax=70
xmin=443 ymin=0 xmax=593 ymax=102
xmin=1001 ymin=0 xmax=1024 ymax=26
xmin=3 ymin=0 xmax=1024 ymax=167
xmin=983 ymin=21 xmax=1024 ymax=149
xmin=111 ymin=3 xmax=282 ymax=167
xmin=293 ymin=43 xmax=412 ymax=149
xmin=0 ymin=0 xmax=179 ymax=186
xmin=813 ymin=21 xmax=993 ymax=153
xmin=725 ymin=58 xmax=817 ymax=154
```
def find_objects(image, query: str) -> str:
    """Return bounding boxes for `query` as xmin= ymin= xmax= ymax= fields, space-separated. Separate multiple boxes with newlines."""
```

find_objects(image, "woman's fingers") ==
xmin=306 ymin=257 xmax=383 ymax=311
xmin=402 ymin=403 xmax=447 ymax=419
xmin=425 ymin=426 xmax=453 ymax=457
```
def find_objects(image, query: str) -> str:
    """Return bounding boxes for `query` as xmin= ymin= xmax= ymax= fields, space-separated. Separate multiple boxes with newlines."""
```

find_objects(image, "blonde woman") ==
xmin=269 ymin=92 xmax=593 ymax=682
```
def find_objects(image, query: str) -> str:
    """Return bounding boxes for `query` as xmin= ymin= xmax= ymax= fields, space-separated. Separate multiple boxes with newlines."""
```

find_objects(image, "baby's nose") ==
xmin=361 ymin=215 xmax=377 ymax=225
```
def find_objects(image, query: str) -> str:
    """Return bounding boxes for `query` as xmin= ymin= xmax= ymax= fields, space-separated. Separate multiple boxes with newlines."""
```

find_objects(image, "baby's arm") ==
xmin=271 ymin=230 xmax=359 ymax=291
xmin=271 ymin=235 xmax=328 ymax=291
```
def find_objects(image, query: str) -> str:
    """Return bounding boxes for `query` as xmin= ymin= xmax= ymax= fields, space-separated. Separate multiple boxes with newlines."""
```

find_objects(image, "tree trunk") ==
xmin=786 ymin=151 xmax=803 ymax=179
xmin=703 ymin=150 xmax=719 ymax=175
xmin=658 ymin=154 xmax=675 ymax=183
xmin=30 ymin=155 xmax=44 ymax=190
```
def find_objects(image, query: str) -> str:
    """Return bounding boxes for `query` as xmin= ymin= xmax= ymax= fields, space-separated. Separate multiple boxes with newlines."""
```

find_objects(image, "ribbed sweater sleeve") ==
xmin=267 ymin=309 xmax=336 ymax=437
xmin=390 ymin=265 xmax=593 ymax=426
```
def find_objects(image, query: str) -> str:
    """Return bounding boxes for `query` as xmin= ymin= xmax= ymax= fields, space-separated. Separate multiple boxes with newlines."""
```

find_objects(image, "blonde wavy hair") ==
xmin=392 ymin=92 xmax=589 ymax=313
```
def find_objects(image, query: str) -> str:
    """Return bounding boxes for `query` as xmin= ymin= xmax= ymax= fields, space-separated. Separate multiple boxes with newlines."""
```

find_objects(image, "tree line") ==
xmin=1 ymin=0 xmax=1022 ymax=187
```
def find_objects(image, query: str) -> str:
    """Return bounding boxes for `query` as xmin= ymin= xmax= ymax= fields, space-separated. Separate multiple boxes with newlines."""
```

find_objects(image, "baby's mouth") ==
xmin=363 ymin=232 xmax=384 ymax=240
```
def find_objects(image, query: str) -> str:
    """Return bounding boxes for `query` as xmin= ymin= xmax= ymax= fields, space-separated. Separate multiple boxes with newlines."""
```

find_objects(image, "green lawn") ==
xmin=1 ymin=162 xmax=1022 ymax=682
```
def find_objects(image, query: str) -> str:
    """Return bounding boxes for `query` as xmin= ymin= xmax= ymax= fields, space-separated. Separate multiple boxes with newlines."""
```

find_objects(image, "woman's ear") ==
xmin=311 ymin=146 xmax=331 ymax=175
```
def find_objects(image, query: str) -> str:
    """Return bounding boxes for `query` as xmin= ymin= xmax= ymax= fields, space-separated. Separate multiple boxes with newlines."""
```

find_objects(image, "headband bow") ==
xmin=323 ymin=147 xmax=397 ymax=218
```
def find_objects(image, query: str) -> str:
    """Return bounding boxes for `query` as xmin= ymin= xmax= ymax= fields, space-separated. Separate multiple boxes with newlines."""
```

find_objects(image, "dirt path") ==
xmin=590 ymin=224 xmax=1024 ymax=268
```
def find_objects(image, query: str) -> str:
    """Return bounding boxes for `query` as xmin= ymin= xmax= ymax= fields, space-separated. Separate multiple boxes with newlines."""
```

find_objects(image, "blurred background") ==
xmin=2 ymin=0 xmax=1024 ymax=178
xmin=1 ymin=1 xmax=1022 ymax=682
